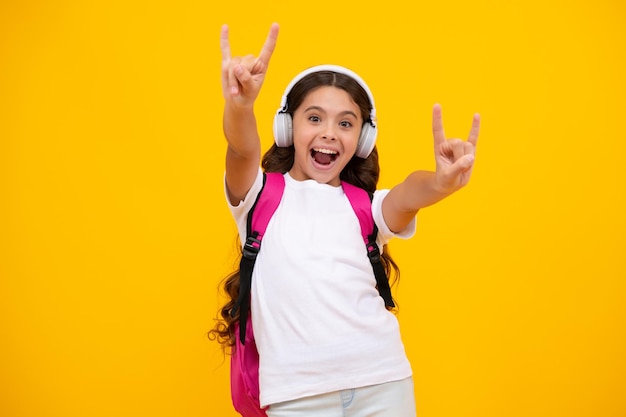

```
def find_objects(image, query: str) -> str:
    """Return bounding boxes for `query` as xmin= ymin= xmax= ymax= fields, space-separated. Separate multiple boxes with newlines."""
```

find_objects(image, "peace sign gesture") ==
xmin=220 ymin=23 xmax=279 ymax=107
xmin=431 ymin=104 xmax=480 ymax=193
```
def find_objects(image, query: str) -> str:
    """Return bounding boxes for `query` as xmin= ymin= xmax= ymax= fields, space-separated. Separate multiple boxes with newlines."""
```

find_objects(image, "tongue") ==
xmin=313 ymin=152 xmax=333 ymax=165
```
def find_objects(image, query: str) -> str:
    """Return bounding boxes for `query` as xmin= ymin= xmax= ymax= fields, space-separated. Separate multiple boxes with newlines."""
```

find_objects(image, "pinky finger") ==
xmin=467 ymin=113 xmax=480 ymax=146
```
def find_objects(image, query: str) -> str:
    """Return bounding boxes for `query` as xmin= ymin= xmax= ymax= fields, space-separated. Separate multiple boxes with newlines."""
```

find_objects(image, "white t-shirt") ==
xmin=226 ymin=169 xmax=416 ymax=407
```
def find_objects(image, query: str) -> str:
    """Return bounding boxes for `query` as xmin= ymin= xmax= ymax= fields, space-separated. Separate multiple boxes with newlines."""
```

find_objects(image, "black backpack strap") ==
xmin=365 ymin=222 xmax=395 ymax=308
xmin=230 ymin=172 xmax=285 ymax=344
xmin=342 ymin=181 xmax=395 ymax=308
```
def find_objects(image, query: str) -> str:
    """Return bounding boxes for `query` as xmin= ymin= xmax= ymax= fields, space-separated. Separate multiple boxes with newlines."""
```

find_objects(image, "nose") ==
xmin=321 ymin=125 xmax=336 ymax=140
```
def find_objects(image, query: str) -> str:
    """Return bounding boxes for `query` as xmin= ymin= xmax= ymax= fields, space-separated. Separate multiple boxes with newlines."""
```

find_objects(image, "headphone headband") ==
xmin=273 ymin=64 xmax=378 ymax=159
xmin=277 ymin=64 xmax=376 ymax=126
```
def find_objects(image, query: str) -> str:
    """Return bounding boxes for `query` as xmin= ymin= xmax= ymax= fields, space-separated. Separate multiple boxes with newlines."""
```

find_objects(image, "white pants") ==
xmin=266 ymin=377 xmax=416 ymax=417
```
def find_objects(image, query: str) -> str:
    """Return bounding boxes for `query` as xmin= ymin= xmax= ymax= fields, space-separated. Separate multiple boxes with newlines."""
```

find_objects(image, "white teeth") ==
xmin=313 ymin=148 xmax=337 ymax=155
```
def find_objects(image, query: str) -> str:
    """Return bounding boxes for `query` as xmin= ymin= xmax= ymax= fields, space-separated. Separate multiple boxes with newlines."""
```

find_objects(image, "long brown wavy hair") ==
xmin=208 ymin=70 xmax=401 ymax=352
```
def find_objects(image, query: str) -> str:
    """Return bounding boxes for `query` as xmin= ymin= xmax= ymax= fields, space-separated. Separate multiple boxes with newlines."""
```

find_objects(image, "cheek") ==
xmin=294 ymin=145 xmax=310 ymax=161
xmin=292 ymin=122 xmax=320 ymax=151
xmin=291 ymin=131 xmax=311 ymax=159
xmin=292 ymin=120 xmax=307 ymax=139
xmin=291 ymin=129 xmax=307 ymax=153
xmin=345 ymin=131 xmax=361 ymax=152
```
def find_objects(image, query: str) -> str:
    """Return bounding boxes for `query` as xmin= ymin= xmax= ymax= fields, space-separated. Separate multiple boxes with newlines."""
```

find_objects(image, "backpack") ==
xmin=229 ymin=172 xmax=395 ymax=417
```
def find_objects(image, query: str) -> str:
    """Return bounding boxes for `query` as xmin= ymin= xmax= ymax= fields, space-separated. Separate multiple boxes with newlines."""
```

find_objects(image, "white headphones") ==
xmin=272 ymin=64 xmax=378 ymax=159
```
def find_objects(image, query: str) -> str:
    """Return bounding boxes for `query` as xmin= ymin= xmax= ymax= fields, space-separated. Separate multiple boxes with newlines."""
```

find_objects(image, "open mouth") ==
xmin=311 ymin=148 xmax=338 ymax=165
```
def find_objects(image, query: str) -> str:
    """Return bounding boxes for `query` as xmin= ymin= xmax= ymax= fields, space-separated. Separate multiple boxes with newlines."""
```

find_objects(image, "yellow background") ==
xmin=1 ymin=1 xmax=625 ymax=416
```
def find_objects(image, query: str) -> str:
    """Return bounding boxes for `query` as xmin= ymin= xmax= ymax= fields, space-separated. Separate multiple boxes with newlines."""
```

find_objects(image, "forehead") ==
xmin=299 ymin=86 xmax=360 ymax=116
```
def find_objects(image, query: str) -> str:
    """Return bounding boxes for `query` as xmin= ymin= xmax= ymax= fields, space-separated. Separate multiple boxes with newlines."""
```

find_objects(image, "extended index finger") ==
xmin=220 ymin=24 xmax=231 ymax=61
xmin=256 ymin=23 xmax=279 ymax=69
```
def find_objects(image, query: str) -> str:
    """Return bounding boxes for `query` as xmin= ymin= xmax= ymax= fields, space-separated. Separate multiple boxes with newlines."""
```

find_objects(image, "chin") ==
xmin=307 ymin=169 xmax=343 ymax=186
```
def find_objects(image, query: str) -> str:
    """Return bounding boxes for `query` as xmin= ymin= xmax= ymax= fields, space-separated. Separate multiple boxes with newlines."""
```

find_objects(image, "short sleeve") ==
xmin=371 ymin=189 xmax=417 ymax=247
xmin=224 ymin=167 xmax=265 ymax=246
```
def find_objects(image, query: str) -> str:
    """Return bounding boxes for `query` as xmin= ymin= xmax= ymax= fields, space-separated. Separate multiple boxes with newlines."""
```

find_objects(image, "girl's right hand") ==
xmin=220 ymin=23 xmax=279 ymax=108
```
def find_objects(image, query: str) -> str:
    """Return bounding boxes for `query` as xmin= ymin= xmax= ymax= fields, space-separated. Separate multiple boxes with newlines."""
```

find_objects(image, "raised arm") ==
xmin=382 ymin=104 xmax=480 ymax=232
xmin=221 ymin=23 xmax=279 ymax=204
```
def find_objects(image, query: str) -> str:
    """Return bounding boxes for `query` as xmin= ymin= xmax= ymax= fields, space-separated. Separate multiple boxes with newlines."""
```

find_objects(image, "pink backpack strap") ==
xmin=231 ymin=172 xmax=286 ymax=345
xmin=249 ymin=172 xmax=285 ymax=240
xmin=342 ymin=181 xmax=374 ymax=244
xmin=342 ymin=181 xmax=395 ymax=308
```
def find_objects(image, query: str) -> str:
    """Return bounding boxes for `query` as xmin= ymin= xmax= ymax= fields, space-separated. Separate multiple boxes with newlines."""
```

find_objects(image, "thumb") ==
xmin=449 ymin=154 xmax=475 ymax=177
xmin=232 ymin=64 xmax=251 ymax=93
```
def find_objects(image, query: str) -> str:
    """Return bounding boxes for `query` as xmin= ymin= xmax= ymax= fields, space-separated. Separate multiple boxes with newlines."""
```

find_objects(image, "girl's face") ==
xmin=289 ymin=86 xmax=363 ymax=186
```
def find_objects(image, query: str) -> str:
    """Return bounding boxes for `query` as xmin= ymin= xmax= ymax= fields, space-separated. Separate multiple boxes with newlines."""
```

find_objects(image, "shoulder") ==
xmin=224 ymin=167 xmax=264 ymax=218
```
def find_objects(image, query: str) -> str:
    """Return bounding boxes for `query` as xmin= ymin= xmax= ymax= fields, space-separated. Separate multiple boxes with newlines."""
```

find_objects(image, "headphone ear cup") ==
xmin=273 ymin=112 xmax=293 ymax=147
xmin=355 ymin=124 xmax=377 ymax=159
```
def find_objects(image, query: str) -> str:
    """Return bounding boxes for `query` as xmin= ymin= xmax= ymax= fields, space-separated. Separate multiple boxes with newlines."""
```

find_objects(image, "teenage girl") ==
xmin=210 ymin=23 xmax=480 ymax=417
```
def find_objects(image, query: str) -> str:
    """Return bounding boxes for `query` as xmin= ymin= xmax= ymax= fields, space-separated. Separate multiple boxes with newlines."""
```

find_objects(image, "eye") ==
xmin=339 ymin=120 xmax=353 ymax=128
xmin=308 ymin=115 xmax=321 ymax=122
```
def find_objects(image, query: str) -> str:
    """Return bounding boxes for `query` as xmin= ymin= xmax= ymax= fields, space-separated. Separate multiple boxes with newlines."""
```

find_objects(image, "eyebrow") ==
xmin=304 ymin=106 xmax=359 ymax=119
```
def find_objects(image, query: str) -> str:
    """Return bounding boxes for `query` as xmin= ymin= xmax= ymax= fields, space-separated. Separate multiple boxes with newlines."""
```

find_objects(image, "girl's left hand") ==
xmin=431 ymin=104 xmax=480 ymax=194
